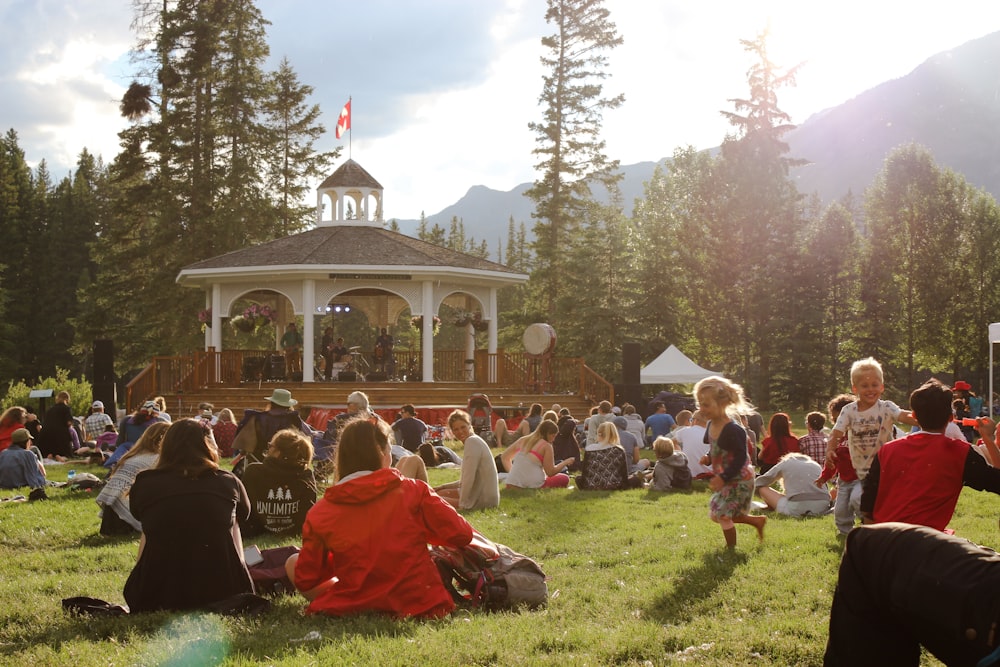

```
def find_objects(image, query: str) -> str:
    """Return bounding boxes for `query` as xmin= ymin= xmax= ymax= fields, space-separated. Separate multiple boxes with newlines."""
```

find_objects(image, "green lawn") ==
xmin=1 ymin=457 xmax=990 ymax=666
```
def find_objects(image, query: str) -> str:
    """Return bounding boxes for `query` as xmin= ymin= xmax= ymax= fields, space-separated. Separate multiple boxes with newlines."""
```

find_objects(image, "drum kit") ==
xmin=316 ymin=346 xmax=369 ymax=381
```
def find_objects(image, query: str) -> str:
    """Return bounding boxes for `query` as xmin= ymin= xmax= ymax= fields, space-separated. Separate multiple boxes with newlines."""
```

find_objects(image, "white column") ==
xmin=488 ymin=287 xmax=498 ymax=384
xmin=211 ymin=284 xmax=222 ymax=351
xmin=488 ymin=288 xmax=498 ymax=354
xmin=422 ymin=280 xmax=434 ymax=383
xmin=465 ymin=323 xmax=475 ymax=381
xmin=303 ymin=280 xmax=316 ymax=382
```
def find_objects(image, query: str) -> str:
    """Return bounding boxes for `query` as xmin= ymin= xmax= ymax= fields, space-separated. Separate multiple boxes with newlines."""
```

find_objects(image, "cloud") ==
xmin=0 ymin=0 xmax=130 ymax=167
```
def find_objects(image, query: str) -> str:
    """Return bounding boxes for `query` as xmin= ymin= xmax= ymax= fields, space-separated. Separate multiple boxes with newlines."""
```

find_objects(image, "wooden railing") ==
xmin=126 ymin=348 xmax=614 ymax=411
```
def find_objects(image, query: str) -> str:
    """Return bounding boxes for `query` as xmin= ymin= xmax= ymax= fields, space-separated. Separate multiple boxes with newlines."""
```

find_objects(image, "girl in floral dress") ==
xmin=693 ymin=376 xmax=766 ymax=549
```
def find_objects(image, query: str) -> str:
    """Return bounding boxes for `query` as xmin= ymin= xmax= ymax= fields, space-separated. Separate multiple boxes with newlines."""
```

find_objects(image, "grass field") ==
xmin=1 ymin=451 xmax=993 ymax=666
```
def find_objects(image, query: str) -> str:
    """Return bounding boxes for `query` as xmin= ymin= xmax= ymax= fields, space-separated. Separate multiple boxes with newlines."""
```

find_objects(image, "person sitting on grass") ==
xmin=501 ymin=420 xmax=573 ymax=489
xmin=95 ymin=421 xmax=169 ymax=535
xmin=417 ymin=441 xmax=463 ymax=468
xmin=240 ymin=428 xmax=318 ymax=537
xmin=286 ymin=417 xmax=473 ymax=618
xmin=757 ymin=412 xmax=799 ymax=475
xmin=552 ymin=413 xmax=582 ymax=473
xmin=0 ymin=428 xmax=47 ymax=497
xmin=123 ymin=419 xmax=254 ymax=612
xmin=0 ymin=406 xmax=28 ymax=453
xmin=649 ymin=435 xmax=691 ymax=491
xmin=433 ymin=409 xmax=499 ymax=511
xmin=754 ymin=452 xmax=832 ymax=517
xmin=576 ymin=421 xmax=633 ymax=491
xmin=860 ymin=378 xmax=1000 ymax=531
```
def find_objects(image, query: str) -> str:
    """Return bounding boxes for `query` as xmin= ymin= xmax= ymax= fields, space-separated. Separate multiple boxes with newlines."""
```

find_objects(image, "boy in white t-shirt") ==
xmin=824 ymin=357 xmax=919 ymax=480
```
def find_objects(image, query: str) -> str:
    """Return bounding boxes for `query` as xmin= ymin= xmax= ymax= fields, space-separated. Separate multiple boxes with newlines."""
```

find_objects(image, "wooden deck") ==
xmin=154 ymin=380 xmax=595 ymax=425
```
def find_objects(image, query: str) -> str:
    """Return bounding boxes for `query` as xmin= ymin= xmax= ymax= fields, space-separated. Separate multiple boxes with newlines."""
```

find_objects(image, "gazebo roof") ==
xmin=318 ymin=159 xmax=383 ymax=190
xmin=177 ymin=225 xmax=524 ymax=282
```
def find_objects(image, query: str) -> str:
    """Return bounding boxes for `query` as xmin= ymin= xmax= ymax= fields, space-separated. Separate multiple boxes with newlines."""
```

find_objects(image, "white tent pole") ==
xmin=989 ymin=323 xmax=1000 ymax=420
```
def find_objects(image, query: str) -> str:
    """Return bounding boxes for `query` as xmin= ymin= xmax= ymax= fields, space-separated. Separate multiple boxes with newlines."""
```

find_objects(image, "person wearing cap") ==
xmin=0 ymin=428 xmax=47 ymax=492
xmin=232 ymin=389 xmax=313 ymax=472
xmin=84 ymin=400 xmax=114 ymax=445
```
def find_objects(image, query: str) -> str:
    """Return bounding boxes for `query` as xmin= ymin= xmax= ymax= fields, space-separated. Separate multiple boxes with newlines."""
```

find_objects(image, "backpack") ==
xmin=430 ymin=531 xmax=547 ymax=611
xmin=671 ymin=463 xmax=692 ymax=490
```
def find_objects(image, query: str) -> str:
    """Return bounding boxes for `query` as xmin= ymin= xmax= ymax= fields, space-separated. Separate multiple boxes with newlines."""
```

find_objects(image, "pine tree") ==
xmin=708 ymin=27 xmax=805 ymax=407
xmin=526 ymin=0 xmax=624 ymax=319
xmin=262 ymin=57 xmax=338 ymax=236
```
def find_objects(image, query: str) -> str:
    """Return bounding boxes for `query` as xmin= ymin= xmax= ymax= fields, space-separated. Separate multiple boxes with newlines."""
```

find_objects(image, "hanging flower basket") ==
xmin=452 ymin=310 xmax=489 ymax=331
xmin=230 ymin=316 xmax=256 ymax=333
xmin=410 ymin=315 xmax=441 ymax=335
xmin=198 ymin=308 xmax=212 ymax=328
xmin=230 ymin=303 xmax=276 ymax=334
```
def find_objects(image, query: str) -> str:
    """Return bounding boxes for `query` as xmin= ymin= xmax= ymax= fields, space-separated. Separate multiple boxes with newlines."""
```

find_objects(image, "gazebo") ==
xmin=176 ymin=159 xmax=528 ymax=383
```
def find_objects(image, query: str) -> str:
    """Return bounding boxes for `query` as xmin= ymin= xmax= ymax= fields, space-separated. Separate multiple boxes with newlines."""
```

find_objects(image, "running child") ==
xmin=693 ymin=376 xmax=766 ymax=549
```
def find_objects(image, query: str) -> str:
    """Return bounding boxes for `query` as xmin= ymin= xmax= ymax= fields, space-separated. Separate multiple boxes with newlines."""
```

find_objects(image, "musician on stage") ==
xmin=374 ymin=327 xmax=395 ymax=376
xmin=281 ymin=323 xmax=303 ymax=375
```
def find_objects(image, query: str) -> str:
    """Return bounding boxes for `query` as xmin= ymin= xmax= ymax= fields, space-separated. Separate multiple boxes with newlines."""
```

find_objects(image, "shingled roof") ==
xmin=180 ymin=225 xmax=520 ymax=275
xmin=318 ymin=159 xmax=383 ymax=190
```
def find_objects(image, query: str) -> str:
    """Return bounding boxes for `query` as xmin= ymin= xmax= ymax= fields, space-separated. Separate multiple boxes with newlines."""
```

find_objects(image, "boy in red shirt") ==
xmin=860 ymin=378 xmax=1000 ymax=531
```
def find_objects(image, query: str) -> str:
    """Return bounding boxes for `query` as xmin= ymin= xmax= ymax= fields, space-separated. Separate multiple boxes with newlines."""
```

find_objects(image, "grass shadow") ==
xmin=644 ymin=549 xmax=748 ymax=625
xmin=0 ymin=603 xmax=425 ymax=662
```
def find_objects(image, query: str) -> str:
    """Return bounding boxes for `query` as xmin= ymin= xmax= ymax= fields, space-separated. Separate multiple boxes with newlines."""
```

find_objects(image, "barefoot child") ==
xmin=693 ymin=376 xmax=766 ymax=549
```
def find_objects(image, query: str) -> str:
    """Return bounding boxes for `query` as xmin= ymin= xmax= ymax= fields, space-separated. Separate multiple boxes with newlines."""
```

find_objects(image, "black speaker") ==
xmin=267 ymin=354 xmax=286 ymax=380
xmin=94 ymin=339 xmax=115 ymax=383
xmin=615 ymin=383 xmax=643 ymax=411
xmin=338 ymin=371 xmax=358 ymax=381
xmin=622 ymin=342 xmax=641 ymax=386
xmin=367 ymin=372 xmax=387 ymax=382
xmin=92 ymin=381 xmax=117 ymax=414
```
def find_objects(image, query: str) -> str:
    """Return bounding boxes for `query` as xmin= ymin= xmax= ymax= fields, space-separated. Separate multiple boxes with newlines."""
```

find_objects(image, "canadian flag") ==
xmin=336 ymin=99 xmax=351 ymax=139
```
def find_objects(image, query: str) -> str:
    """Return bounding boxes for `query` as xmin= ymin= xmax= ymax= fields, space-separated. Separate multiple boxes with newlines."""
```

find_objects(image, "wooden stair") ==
xmin=155 ymin=380 xmax=594 ymax=425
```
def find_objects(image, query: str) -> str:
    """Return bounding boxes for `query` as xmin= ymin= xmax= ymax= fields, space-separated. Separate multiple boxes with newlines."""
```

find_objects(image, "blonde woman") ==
xmin=577 ymin=421 xmax=632 ymax=491
xmin=501 ymin=420 xmax=573 ymax=489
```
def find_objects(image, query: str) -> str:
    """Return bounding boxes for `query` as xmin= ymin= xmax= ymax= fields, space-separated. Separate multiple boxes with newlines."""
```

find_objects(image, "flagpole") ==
xmin=348 ymin=95 xmax=352 ymax=159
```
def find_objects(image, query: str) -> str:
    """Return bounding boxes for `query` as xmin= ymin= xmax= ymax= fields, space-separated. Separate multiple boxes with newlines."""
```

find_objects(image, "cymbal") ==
xmin=349 ymin=345 xmax=361 ymax=350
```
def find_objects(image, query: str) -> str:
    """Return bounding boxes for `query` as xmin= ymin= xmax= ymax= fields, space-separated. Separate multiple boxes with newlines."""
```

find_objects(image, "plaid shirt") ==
xmin=799 ymin=430 xmax=828 ymax=465
xmin=83 ymin=412 xmax=114 ymax=441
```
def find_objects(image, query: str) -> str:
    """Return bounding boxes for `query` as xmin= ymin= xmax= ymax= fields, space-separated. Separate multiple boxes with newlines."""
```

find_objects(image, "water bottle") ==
xmin=67 ymin=470 xmax=76 ymax=482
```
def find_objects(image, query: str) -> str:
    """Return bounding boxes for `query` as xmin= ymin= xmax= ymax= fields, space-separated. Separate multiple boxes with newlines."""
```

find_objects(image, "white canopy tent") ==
xmin=639 ymin=345 xmax=719 ymax=384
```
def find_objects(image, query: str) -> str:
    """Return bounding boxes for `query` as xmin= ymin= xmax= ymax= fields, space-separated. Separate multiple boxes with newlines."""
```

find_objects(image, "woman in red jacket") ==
xmin=286 ymin=417 xmax=473 ymax=618
xmin=758 ymin=412 xmax=800 ymax=475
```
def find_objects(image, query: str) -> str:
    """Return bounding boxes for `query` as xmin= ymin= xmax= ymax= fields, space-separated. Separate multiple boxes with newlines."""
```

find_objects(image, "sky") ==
xmin=2 ymin=1 xmax=1000 ymax=221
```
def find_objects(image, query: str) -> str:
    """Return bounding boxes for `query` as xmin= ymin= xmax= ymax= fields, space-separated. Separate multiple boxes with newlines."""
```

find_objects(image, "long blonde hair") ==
xmin=693 ymin=375 xmax=753 ymax=418
xmin=518 ymin=419 xmax=559 ymax=453
xmin=595 ymin=421 xmax=621 ymax=447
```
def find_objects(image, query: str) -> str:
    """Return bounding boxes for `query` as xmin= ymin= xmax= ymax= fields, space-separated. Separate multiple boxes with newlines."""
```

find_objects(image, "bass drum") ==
xmin=523 ymin=323 xmax=556 ymax=355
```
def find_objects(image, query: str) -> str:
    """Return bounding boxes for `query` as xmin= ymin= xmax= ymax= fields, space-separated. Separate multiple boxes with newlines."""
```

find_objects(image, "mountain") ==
xmin=395 ymin=31 xmax=1000 ymax=249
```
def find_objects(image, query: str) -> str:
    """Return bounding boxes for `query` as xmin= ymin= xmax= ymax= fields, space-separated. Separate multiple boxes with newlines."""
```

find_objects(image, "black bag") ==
xmin=430 ymin=531 xmax=547 ymax=611
xmin=62 ymin=596 xmax=129 ymax=616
